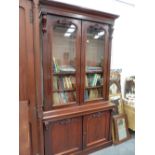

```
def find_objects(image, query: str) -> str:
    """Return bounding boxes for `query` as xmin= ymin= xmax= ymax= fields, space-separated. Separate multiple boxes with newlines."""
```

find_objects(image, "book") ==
xmin=60 ymin=92 xmax=67 ymax=104
xmin=58 ymin=93 xmax=64 ymax=104
xmin=96 ymin=74 xmax=102 ymax=86
xmin=84 ymin=90 xmax=89 ymax=100
xmin=89 ymin=89 xmax=99 ymax=100
xmin=68 ymin=77 xmax=73 ymax=89
xmin=53 ymin=76 xmax=58 ymax=90
xmin=53 ymin=57 xmax=60 ymax=73
xmin=53 ymin=93 xmax=60 ymax=106
xmin=63 ymin=78 xmax=67 ymax=89
xmin=92 ymin=74 xmax=97 ymax=86
xmin=70 ymin=76 xmax=76 ymax=88
xmin=87 ymin=74 xmax=94 ymax=86
xmin=65 ymin=77 xmax=70 ymax=89
xmin=59 ymin=65 xmax=76 ymax=73
xmin=86 ymin=66 xmax=102 ymax=72
xmin=58 ymin=77 xmax=64 ymax=90
xmin=85 ymin=75 xmax=88 ymax=87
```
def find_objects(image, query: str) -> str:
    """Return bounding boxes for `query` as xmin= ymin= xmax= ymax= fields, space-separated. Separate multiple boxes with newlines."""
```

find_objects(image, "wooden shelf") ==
xmin=53 ymin=72 xmax=76 ymax=76
xmin=85 ymin=85 xmax=103 ymax=89
xmin=43 ymin=101 xmax=115 ymax=121
xmin=53 ymin=89 xmax=76 ymax=93
xmin=86 ymin=71 xmax=103 ymax=74
xmin=85 ymin=97 xmax=104 ymax=102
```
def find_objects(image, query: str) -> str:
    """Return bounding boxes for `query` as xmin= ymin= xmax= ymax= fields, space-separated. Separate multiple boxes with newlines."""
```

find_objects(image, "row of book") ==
xmin=53 ymin=76 xmax=76 ymax=90
xmin=84 ymin=89 xmax=102 ymax=100
xmin=53 ymin=57 xmax=76 ymax=73
xmin=85 ymin=74 xmax=103 ymax=87
xmin=53 ymin=92 xmax=76 ymax=106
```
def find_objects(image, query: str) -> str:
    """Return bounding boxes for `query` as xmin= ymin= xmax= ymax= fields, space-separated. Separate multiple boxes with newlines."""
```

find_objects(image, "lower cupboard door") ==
xmin=83 ymin=111 xmax=110 ymax=149
xmin=44 ymin=117 xmax=82 ymax=155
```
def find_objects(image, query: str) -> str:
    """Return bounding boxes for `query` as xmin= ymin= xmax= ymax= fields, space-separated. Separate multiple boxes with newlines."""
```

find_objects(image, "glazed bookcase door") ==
xmin=42 ymin=15 xmax=81 ymax=110
xmin=81 ymin=21 xmax=109 ymax=103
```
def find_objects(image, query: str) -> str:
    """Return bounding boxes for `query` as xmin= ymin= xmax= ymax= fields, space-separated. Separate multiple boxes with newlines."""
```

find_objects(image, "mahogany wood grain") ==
xmin=44 ymin=117 xmax=82 ymax=155
xmin=83 ymin=111 xmax=110 ymax=148
xmin=19 ymin=0 xmax=119 ymax=155
xmin=40 ymin=0 xmax=118 ymax=25
xmin=19 ymin=1 xmax=28 ymax=101
xmin=32 ymin=0 xmax=44 ymax=154
xmin=19 ymin=1 xmax=42 ymax=155
xmin=43 ymin=101 xmax=115 ymax=122
xmin=19 ymin=100 xmax=31 ymax=155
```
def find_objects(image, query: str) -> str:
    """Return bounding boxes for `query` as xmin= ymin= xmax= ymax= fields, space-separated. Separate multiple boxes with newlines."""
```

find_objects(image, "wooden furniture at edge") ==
xmin=19 ymin=0 xmax=119 ymax=155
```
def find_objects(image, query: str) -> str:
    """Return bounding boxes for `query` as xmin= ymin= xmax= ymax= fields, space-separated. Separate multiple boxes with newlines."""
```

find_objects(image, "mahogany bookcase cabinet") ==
xmin=19 ymin=0 xmax=119 ymax=155
xmin=40 ymin=1 xmax=119 ymax=154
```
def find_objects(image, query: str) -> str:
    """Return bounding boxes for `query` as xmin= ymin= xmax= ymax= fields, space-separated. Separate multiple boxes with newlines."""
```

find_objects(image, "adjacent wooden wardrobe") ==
xmin=19 ymin=0 xmax=119 ymax=155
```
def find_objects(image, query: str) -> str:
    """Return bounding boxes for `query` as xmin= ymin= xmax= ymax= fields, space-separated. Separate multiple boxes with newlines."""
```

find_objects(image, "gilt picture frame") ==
xmin=109 ymin=69 xmax=122 ymax=99
xmin=113 ymin=114 xmax=130 ymax=144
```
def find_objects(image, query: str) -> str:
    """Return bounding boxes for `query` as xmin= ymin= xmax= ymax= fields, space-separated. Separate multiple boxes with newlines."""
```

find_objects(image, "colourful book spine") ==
xmin=53 ymin=77 xmax=58 ymax=90
xmin=62 ymin=78 xmax=67 ymax=89
xmin=65 ymin=77 xmax=70 ymax=89
xmin=84 ymin=90 xmax=89 ymax=100
xmin=53 ymin=57 xmax=59 ymax=73
xmin=85 ymin=75 xmax=88 ymax=87
xmin=68 ymin=77 xmax=72 ymax=89
xmin=53 ymin=93 xmax=60 ymax=106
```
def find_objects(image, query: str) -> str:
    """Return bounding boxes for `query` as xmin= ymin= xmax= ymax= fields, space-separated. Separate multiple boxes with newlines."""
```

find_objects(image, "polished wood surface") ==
xmin=40 ymin=0 xmax=118 ymax=25
xmin=83 ymin=111 xmax=110 ymax=148
xmin=40 ymin=1 xmax=118 ymax=154
xmin=43 ymin=101 xmax=115 ymax=122
xmin=19 ymin=0 xmax=43 ymax=155
xmin=19 ymin=100 xmax=31 ymax=155
xmin=20 ymin=0 xmax=118 ymax=155
xmin=44 ymin=117 xmax=82 ymax=155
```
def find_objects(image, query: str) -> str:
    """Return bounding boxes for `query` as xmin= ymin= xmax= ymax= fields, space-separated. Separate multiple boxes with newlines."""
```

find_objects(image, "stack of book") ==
xmin=59 ymin=66 xmax=76 ymax=73
xmin=86 ymin=66 xmax=102 ymax=72
xmin=53 ymin=57 xmax=76 ymax=73
xmin=53 ymin=92 xmax=76 ymax=106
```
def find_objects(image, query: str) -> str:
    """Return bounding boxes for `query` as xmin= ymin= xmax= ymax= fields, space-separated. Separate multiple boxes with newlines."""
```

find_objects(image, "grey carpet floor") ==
xmin=90 ymin=132 xmax=135 ymax=155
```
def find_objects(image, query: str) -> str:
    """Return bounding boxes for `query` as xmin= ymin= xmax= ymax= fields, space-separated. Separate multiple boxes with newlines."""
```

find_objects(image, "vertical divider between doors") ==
xmin=80 ymin=21 xmax=86 ymax=105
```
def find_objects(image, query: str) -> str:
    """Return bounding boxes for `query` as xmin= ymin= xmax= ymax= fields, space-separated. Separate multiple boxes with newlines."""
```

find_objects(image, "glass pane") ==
xmin=84 ymin=26 xmax=105 ymax=101
xmin=52 ymin=19 xmax=77 ymax=106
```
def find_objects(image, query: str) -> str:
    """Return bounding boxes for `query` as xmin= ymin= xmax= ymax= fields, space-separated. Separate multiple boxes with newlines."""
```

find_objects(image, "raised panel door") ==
xmin=83 ymin=111 xmax=110 ymax=149
xmin=44 ymin=117 xmax=82 ymax=155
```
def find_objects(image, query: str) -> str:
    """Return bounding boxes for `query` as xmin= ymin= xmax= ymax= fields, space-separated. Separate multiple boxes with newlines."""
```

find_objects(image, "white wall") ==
xmin=53 ymin=0 xmax=136 ymax=94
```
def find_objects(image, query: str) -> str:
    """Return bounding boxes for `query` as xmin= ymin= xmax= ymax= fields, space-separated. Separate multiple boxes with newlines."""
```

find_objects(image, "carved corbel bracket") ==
xmin=109 ymin=25 xmax=114 ymax=40
xmin=42 ymin=12 xmax=47 ymax=33
xmin=44 ymin=121 xmax=50 ymax=130
xmin=90 ymin=24 xmax=104 ymax=31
